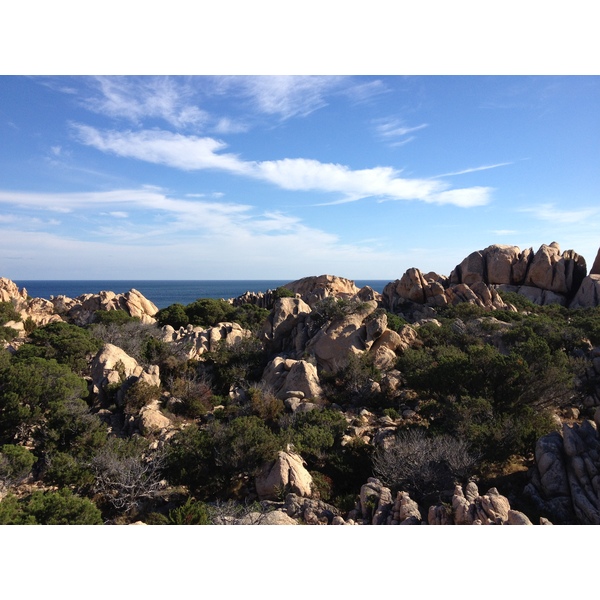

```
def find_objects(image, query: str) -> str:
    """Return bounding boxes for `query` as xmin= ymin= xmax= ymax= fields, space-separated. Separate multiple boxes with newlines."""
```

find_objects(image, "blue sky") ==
xmin=1 ymin=75 xmax=598 ymax=280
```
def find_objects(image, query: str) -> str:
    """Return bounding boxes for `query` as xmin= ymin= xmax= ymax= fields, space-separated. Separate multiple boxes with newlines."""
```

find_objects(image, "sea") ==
xmin=13 ymin=280 xmax=391 ymax=310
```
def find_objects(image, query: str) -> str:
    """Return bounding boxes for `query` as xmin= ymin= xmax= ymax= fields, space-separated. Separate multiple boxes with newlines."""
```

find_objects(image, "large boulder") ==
xmin=255 ymin=451 xmax=314 ymax=501
xmin=283 ymin=275 xmax=360 ymax=307
xmin=260 ymin=297 xmax=311 ymax=353
xmin=261 ymin=357 xmax=323 ymax=400
xmin=570 ymin=275 xmax=600 ymax=309
xmin=90 ymin=343 xmax=160 ymax=404
xmin=304 ymin=300 xmax=378 ymax=371
xmin=525 ymin=421 xmax=600 ymax=524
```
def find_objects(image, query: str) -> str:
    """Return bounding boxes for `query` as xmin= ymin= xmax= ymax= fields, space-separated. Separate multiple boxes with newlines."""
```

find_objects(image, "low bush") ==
xmin=0 ymin=488 xmax=103 ymax=525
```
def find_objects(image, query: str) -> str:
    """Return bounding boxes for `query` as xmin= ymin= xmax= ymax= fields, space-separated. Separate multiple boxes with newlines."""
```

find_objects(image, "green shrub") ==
xmin=165 ymin=497 xmax=211 ymax=525
xmin=0 ymin=301 xmax=21 ymax=325
xmin=310 ymin=296 xmax=369 ymax=328
xmin=385 ymin=312 xmax=408 ymax=332
xmin=156 ymin=303 xmax=189 ymax=329
xmin=0 ymin=489 xmax=103 ymax=524
xmin=0 ymin=357 xmax=89 ymax=444
xmin=0 ymin=444 xmax=36 ymax=487
xmin=273 ymin=286 xmax=295 ymax=299
xmin=15 ymin=321 xmax=102 ymax=374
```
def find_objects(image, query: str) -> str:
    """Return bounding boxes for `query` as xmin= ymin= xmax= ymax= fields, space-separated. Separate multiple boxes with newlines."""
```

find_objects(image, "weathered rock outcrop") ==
xmin=450 ymin=243 xmax=587 ymax=307
xmin=525 ymin=419 xmax=600 ymax=524
xmin=52 ymin=289 xmax=159 ymax=326
xmin=90 ymin=343 xmax=160 ymax=404
xmin=570 ymin=275 xmax=600 ymax=309
xmin=261 ymin=357 xmax=324 ymax=401
xmin=255 ymin=451 xmax=314 ymax=501
xmin=304 ymin=300 xmax=381 ymax=371
xmin=0 ymin=277 xmax=63 ymax=326
xmin=285 ymin=493 xmax=342 ymax=524
xmin=259 ymin=297 xmax=312 ymax=353
xmin=382 ymin=268 xmax=507 ymax=313
xmin=139 ymin=399 xmax=172 ymax=435
xmin=283 ymin=274 xmax=360 ymax=307
xmin=161 ymin=322 xmax=251 ymax=360
xmin=0 ymin=277 xmax=29 ymax=308
xmin=440 ymin=482 xmax=531 ymax=525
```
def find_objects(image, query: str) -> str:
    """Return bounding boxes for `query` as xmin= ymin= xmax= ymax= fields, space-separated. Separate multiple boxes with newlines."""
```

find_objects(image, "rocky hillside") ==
xmin=1 ymin=240 xmax=600 ymax=525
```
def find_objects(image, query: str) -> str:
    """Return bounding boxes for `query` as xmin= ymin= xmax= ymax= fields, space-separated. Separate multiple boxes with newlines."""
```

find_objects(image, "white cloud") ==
xmin=424 ymin=187 xmax=493 ymax=208
xmin=257 ymin=159 xmax=444 ymax=203
xmin=344 ymin=79 xmax=390 ymax=104
xmin=519 ymin=203 xmax=599 ymax=224
xmin=0 ymin=188 xmax=403 ymax=279
xmin=375 ymin=119 xmax=428 ymax=139
xmin=72 ymin=126 xmax=491 ymax=208
xmin=212 ymin=117 xmax=249 ymax=134
xmin=432 ymin=162 xmax=513 ymax=178
xmin=219 ymin=75 xmax=345 ymax=120
xmin=72 ymin=125 xmax=251 ymax=174
xmin=109 ymin=211 xmax=128 ymax=218
xmin=83 ymin=76 xmax=208 ymax=129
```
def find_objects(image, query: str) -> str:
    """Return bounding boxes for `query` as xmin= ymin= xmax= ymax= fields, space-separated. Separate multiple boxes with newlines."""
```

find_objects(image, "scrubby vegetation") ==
xmin=1 ymin=284 xmax=599 ymax=525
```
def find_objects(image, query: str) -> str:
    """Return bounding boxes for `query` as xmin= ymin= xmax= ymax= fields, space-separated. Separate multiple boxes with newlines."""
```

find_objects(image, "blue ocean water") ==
xmin=13 ymin=280 xmax=390 ymax=309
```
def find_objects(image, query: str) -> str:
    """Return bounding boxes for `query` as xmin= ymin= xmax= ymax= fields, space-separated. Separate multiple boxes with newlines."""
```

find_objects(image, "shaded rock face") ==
xmin=285 ymin=493 xmax=341 ymax=524
xmin=591 ymin=248 xmax=600 ymax=276
xmin=525 ymin=420 xmax=600 ymax=524
xmin=259 ymin=297 xmax=312 ymax=354
xmin=570 ymin=274 xmax=600 ymax=309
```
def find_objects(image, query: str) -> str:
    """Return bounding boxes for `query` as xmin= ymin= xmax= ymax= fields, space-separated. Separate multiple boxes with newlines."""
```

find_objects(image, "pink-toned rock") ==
xmin=304 ymin=300 xmax=378 ymax=372
xmin=283 ymin=275 xmax=360 ymax=307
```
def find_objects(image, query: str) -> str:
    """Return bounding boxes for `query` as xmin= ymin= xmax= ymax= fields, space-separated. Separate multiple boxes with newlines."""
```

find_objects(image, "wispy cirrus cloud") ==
xmin=82 ymin=76 xmax=208 ymax=129
xmin=432 ymin=162 xmax=513 ymax=178
xmin=72 ymin=125 xmax=492 ymax=208
xmin=373 ymin=117 xmax=428 ymax=148
xmin=519 ymin=203 xmax=600 ymax=224
xmin=344 ymin=79 xmax=390 ymax=104
xmin=216 ymin=75 xmax=346 ymax=120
